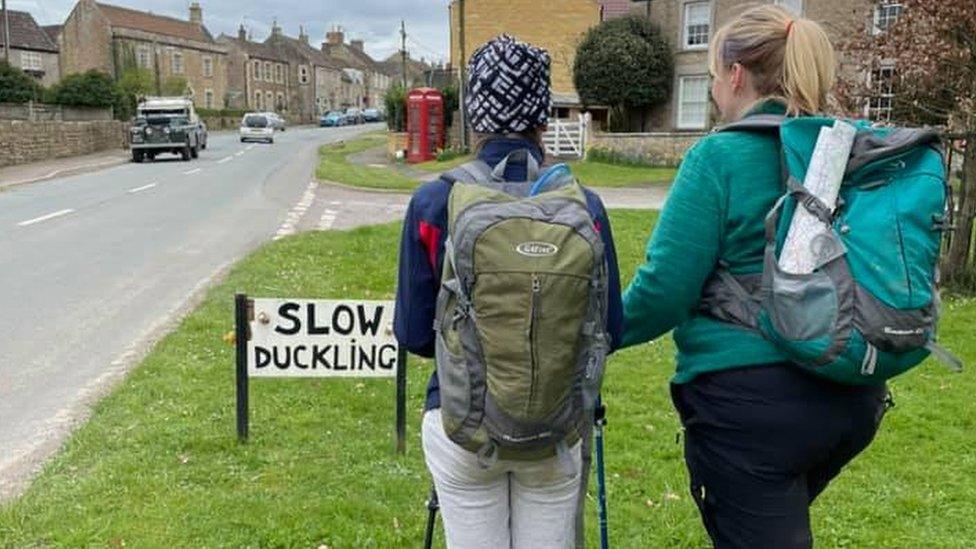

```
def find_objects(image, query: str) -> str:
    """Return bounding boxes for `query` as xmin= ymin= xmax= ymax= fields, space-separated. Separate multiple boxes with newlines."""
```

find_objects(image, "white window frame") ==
xmin=264 ymin=61 xmax=272 ymax=82
xmin=254 ymin=90 xmax=262 ymax=109
xmin=873 ymin=2 xmax=903 ymax=35
xmin=171 ymin=51 xmax=184 ymax=75
xmin=299 ymin=65 xmax=310 ymax=85
xmin=202 ymin=55 xmax=213 ymax=78
xmin=253 ymin=60 xmax=261 ymax=81
xmin=683 ymin=1 xmax=711 ymax=51
xmin=676 ymin=75 xmax=710 ymax=130
xmin=20 ymin=50 xmax=43 ymax=71
xmin=136 ymin=45 xmax=151 ymax=69
xmin=774 ymin=0 xmax=803 ymax=15
xmin=866 ymin=63 xmax=896 ymax=122
xmin=204 ymin=88 xmax=214 ymax=109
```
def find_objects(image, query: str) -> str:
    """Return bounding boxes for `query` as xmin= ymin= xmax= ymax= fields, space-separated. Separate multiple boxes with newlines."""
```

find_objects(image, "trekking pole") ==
xmin=423 ymin=484 xmax=440 ymax=549
xmin=595 ymin=397 xmax=609 ymax=549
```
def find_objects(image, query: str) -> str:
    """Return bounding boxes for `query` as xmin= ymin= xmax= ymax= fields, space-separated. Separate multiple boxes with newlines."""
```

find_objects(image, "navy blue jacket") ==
xmin=393 ymin=138 xmax=624 ymax=411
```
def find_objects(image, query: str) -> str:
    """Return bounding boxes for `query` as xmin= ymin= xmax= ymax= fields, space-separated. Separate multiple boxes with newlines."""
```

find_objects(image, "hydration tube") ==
xmin=529 ymin=163 xmax=571 ymax=196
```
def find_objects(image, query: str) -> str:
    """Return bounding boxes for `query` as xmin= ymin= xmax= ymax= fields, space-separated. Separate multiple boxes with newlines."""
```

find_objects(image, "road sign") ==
xmin=248 ymin=298 xmax=398 ymax=378
xmin=234 ymin=294 xmax=408 ymax=453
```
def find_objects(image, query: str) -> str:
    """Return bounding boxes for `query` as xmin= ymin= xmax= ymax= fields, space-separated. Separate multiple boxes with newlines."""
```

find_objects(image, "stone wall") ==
xmin=588 ymin=131 xmax=705 ymax=167
xmin=0 ymin=102 xmax=113 ymax=122
xmin=0 ymin=120 xmax=127 ymax=168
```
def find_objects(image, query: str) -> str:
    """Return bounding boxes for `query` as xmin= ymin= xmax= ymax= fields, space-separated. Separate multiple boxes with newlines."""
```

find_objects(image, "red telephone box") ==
xmin=406 ymin=87 xmax=444 ymax=164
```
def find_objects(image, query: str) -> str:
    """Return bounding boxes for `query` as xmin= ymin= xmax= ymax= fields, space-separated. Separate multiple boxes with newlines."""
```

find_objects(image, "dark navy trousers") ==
xmin=671 ymin=364 xmax=888 ymax=549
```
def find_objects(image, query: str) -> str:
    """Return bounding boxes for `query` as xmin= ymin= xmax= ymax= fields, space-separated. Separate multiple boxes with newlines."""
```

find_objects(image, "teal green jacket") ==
xmin=622 ymin=101 xmax=790 ymax=383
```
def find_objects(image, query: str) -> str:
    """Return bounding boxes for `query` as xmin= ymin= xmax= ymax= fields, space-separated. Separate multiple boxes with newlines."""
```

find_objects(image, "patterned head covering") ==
xmin=465 ymin=34 xmax=551 ymax=134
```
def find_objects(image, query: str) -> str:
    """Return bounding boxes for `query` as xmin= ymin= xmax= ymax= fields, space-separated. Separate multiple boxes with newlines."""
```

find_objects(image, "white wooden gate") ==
xmin=543 ymin=113 xmax=589 ymax=158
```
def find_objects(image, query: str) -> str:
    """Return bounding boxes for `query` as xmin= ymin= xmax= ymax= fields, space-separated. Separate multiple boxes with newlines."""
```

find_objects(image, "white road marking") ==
xmin=182 ymin=168 xmax=202 ymax=175
xmin=128 ymin=183 xmax=157 ymax=194
xmin=274 ymin=182 xmax=318 ymax=240
xmin=318 ymin=209 xmax=338 ymax=230
xmin=246 ymin=144 xmax=256 ymax=151
xmin=217 ymin=156 xmax=233 ymax=164
xmin=17 ymin=208 xmax=74 ymax=227
xmin=234 ymin=151 xmax=245 ymax=157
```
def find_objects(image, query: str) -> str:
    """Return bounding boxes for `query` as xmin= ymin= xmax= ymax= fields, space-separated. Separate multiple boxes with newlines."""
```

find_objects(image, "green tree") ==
xmin=115 ymin=67 xmax=155 ymax=119
xmin=573 ymin=15 xmax=673 ymax=132
xmin=161 ymin=76 xmax=189 ymax=96
xmin=439 ymin=84 xmax=459 ymax=129
xmin=47 ymin=70 xmax=118 ymax=108
xmin=0 ymin=61 xmax=44 ymax=103
xmin=384 ymin=84 xmax=407 ymax=132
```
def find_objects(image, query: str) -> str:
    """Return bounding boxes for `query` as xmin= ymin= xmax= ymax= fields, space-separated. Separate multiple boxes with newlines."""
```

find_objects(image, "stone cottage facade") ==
xmin=60 ymin=0 xmax=228 ymax=109
xmin=0 ymin=10 xmax=61 ymax=87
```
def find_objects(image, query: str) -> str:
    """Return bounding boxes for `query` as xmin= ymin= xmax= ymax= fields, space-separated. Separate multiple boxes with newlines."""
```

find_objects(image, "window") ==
xmin=264 ymin=61 xmax=272 ymax=82
xmin=171 ymin=51 xmax=184 ymax=75
xmin=276 ymin=64 xmax=284 ymax=84
xmin=136 ymin=45 xmax=151 ymax=69
xmin=204 ymin=89 xmax=214 ymax=109
xmin=873 ymin=2 xmax=903 ymax=34
xmin=20 ymin=50 xmax=43 ymax=71
xmin=202 ymin=56 xmax=213 ymax=78
xmin=254 ymin=90 xmax=262 ymax=109
xmin=683 ymin=1 xmax=711 ymax=49
xmin=677 ymin=75 xmax=710 ymax=130
xmin=276 ymin=92 xmax=285 ymax=110
xmin=253 ymin=60 xmax=261 ymax=81
xmin=299 ymin=65 xmax=309 ymax=84
xmin=867 ymin=65 xmax=896 ymax=122
xmin=774 ymin=0 xmax=803 ymax=15
xmin=266 ymin=91 xmax=273 ymax=110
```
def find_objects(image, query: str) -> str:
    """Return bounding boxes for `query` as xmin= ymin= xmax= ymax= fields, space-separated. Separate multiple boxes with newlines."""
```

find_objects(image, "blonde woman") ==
xmin=621 ymin=6 xmax=887 ymax=548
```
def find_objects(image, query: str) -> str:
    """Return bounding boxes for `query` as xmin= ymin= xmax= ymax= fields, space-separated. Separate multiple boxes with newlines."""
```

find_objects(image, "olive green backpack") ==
xmin=433 ymin=151 xmax=610 ymax=467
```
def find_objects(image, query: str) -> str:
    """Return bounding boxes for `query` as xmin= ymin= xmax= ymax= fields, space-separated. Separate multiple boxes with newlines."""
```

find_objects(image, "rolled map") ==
xmin=779 ymin=120 xmax=857 ymax=274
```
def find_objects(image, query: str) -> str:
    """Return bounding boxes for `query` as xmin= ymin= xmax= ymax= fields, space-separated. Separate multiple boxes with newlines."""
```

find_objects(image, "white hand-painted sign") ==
xmin=247 ymin=298 xmax=398 ymax=378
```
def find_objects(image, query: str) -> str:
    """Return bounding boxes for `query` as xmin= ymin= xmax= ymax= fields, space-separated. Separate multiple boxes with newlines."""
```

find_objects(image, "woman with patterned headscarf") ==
xmin=394 ymin=35 xmax=623 ymax=548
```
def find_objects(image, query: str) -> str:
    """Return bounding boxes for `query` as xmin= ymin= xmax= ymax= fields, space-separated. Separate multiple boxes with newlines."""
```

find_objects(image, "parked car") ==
xmin=363 ymin=108 xmax=383 ymax=123
xmin=239 ymin=113 xmax=275 ymax=144
xmin=130 ymin=97 xmax=202 ymax=162
xmin=320 ymin=111 xmax=348 ymax=127
xmin=264 ymin=112 xmax=286 ymax=131
xmin=345 ymin=108 xmax=364 ymax=125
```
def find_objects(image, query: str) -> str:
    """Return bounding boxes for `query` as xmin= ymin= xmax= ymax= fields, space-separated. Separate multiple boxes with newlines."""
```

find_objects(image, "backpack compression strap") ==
xmin=440 ymin=149 xmax=542 ymax=185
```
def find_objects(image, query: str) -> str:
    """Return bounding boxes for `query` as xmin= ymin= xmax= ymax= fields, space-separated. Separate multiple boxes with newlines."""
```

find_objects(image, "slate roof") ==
xmin=96 ymin=2 xmax=214 ymax=43
xmin=42 ymin=24 xmax=63 ymax=45
xmin=219 ymin=34 xmax=286 ymax=62
xmin=0 ymin=10 xmax=59 ymax=53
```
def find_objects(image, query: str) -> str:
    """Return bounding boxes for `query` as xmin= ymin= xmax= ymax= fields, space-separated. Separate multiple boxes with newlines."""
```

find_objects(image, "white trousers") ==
xmin=422 ymin=409 xmax=582 ymax=549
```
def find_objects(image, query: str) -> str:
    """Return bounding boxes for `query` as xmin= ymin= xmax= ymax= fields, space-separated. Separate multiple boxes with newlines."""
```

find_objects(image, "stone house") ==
xmin=60 ymin=0 xmax=228 ymax=109
xmin=449 ymin=0 xmax=604 ymax=118
xmin=0 ymin=10 xmax=60 ymax=87
xmin=218 ymin=26 xmax=291 ymax=113
xmin=321 ymin=29 xmax=392 ymax=109
xmin=263 ymin=24 xmax=344 ymax=123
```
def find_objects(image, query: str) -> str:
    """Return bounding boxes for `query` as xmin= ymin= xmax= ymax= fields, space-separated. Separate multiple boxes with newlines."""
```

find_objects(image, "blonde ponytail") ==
xmin=709 ymin=5 xmax=836 ymax=115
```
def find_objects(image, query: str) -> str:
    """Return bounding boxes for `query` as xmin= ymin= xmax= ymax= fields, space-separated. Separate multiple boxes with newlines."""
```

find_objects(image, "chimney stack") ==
xmin=326 ymin=27 xmax=344 ymax=46
xmin=350 ymin=39 xmax=364 ymax=52
xmin=188 ymin=2 xmax=202 ymax=24
xmin=237 ymin=23 xmax=247 ymax=41
xmin=271 ymin=19 xmax=282 ymax=40
xmin=299 ymin=25 xmax=309 ymax=45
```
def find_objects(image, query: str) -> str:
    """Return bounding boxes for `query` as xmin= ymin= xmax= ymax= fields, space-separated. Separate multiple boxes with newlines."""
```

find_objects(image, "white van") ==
xmin=240 ymin=113 xmax=275 ymax=144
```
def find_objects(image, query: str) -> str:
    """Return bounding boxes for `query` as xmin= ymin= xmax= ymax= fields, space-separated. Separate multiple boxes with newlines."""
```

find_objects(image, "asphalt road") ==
xmin=0 ymin=123 xmax=382 ymax=497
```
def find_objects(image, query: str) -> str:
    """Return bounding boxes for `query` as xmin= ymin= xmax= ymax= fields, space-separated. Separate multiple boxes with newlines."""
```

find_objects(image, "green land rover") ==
xmin=130 ymin=97 xmax=206 ymax=163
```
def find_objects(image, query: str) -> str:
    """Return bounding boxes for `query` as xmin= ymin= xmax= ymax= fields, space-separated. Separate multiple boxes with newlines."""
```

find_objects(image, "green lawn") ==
xmin=315 ymin=135 xmax=419 ymax=191
xmin=566 ymin=160 xmax=676 ymax=188
xmin=415 ymin=154 xmax=475 ymax=173
xmin=1 ymin=212 xmax=974 ymax=547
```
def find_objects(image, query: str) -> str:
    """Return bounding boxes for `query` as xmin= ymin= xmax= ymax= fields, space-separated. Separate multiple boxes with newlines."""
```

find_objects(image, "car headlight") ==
xmin=146 ymin=127 xmax=153 ymax=135
xmin=163 ymin=127 xmax=171 ymax=134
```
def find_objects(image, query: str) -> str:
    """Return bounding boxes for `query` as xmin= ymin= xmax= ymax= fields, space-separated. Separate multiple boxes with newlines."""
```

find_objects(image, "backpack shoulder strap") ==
xmin=441 ymin=160 xmax=494 ymax=185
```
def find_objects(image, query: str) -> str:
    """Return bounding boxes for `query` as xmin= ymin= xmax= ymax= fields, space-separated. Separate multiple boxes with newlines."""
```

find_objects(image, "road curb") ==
xmin=0 ymin=156 xmax=129 ymax=191
xmin=314 ymin=178 xmax=415 ymax=195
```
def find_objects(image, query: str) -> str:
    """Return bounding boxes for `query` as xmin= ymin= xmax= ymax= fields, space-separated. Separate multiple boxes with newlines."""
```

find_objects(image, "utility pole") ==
xmin=457 ymin=0 xmax=467 ymax=151
xmin=400 ymin=20 xmax=408 ymax=89
xmin=2 ymin=0 xmax=10 ymax=64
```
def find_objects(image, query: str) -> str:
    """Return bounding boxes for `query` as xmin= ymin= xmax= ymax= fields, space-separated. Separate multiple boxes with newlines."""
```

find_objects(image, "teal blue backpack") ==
xmin=701 ymin=114 xmax=962 ymax=385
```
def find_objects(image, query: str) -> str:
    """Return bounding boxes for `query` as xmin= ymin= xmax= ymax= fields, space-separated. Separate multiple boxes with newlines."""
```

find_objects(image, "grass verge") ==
xmin=1 ymin=212 xmax=974 ymax=547
xmin=315 ymin=135 xmax=419 ymax=191
xmin=566 ymin=160 xmax=676 ymax=188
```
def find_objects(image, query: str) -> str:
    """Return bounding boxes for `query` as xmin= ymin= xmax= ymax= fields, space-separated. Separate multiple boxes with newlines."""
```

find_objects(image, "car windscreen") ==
xmin=244 ymin=115 xmax=268 ymax=128
xmin=146 ymin=115 xmax=177 ymax=126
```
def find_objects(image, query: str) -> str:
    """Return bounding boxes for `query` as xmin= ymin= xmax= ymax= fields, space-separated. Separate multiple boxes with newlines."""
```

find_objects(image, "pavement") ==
xmin=0 ymin=122 xmax=389 ymax=500
xmin=0 ymin=123 xmax=666 ymax=500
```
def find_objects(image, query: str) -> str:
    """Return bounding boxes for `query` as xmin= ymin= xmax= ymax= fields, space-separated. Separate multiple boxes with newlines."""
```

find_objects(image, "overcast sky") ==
xmin=10 ymin=0 xmax=453 ymax=64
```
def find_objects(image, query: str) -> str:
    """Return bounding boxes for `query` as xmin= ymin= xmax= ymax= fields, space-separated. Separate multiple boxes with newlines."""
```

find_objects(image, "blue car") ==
xmin=320 ymin=111 xmax=347 ymax=127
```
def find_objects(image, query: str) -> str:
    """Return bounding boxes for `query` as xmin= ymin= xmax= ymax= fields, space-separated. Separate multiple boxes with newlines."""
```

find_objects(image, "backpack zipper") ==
xmin=529 ymin=274 xmax=541 ymax=405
